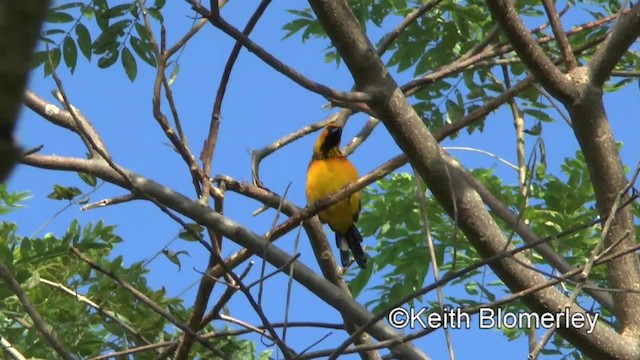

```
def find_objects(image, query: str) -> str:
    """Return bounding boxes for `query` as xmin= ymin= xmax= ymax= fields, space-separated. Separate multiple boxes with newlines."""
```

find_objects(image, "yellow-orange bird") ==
xmin=305 ymin=124 xmax=367 ymax=269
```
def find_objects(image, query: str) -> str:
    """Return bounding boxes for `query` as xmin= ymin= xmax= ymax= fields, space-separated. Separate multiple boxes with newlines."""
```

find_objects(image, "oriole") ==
xmin=306 ymin=124 xmax=367 ymax=269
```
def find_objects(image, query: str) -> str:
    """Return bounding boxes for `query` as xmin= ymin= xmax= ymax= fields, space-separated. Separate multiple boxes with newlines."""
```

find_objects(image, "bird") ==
xmin=305 ymin=124 xmax=367 ymax=269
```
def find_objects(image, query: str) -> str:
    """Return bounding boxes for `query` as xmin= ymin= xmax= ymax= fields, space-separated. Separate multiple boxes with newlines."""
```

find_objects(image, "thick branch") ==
xmin=589 ymin=2 xmax=640 ymax=86
xmin=568 ymin=96 xmax=640 ymax=334
xmin=306 ymin=0 xmax=637 ymax=358
xmin=485 ymin=0 xmax=577 ymax=102
xmin=24 ymin=91 xmax=110 ymax=158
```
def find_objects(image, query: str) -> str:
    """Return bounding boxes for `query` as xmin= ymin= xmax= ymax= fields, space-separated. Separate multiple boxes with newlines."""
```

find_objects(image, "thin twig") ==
xmin=443 ymin=146 xmax=519 ymax=171
xmin=259 ymin=182 xmax=291 ymax=305
xmin=189 ymin=0 xmax=371 ymax=104
xmin=201 ymin=0 xmax=273 ymax=204
xmin=81 ymin=193 xmax=138 ymax=211
xmin=200 ymin=262 xmax=254 ymax=325
xmin=282 ymin=225 xmax=303 ymax=345
xmin=413 ymin=170 xmax=454 ymax=360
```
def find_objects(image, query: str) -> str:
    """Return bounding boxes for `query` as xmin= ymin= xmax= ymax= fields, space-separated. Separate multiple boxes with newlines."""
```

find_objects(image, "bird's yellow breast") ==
xmin=306 ymin=157 xmax=360 ymax=233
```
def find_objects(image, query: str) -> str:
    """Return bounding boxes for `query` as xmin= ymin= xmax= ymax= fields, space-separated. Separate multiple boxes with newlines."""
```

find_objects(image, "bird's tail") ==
xmin=335 ymin=225 xmax=367 ymax=269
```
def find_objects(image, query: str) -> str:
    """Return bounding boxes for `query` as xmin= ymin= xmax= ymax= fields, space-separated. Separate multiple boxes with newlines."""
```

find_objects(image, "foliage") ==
xmin=0 ymin=188 xmax=268 ymax=359
xmin=11 ymin=0 xmax=640 ymax=358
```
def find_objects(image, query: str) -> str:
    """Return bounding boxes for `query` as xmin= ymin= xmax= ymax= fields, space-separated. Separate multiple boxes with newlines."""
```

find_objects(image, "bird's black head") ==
xmin=319 ymin=125 xmax=342 ymax=154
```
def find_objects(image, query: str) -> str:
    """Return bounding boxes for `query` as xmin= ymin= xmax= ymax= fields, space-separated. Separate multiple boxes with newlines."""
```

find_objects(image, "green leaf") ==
xmin=81 ymin=5 xmax=95 ymax=19
xmin=178 ymin=223 xmax=204 ymax=241
xmin=46 ymin=12 xmax=74 ymax=23
xmin=25 ymin=271 xmax=41 ymax=289
xmin=53 ymin=2 xmax=84 ymax=11
xmin=78 ymin=172 xmax=97 ymax=187
xmin=167 ymin=63 xmax=179 ymax=85
xmin=94 ymin=0 xmax=110 ymax=31
xmin=162 ymin=250 xmax=188 ymax=271
xmin=282 ymin=18 xmax=311 ymax=40
xmin=63 ymin=36 xmax=78 ymax=73
xmin=106 ymin=3 xmax=132 ymax=19
xmin=44 ymin=48 xmax=62 ymax=77
xmin=75 ymin=23 xmax=92 ymax=60
xmin=47 ymin=185 xmax=82 ymax=200
xmin=445 ymin=99 xmax=463 ymax=122
xmin=92 ymin=20 xmax=130 ymax=55
xmin=31 ymin=51 xmax=48 ymax=69
xmin=524 ymin=122 xmax=542 ymax=136
xmin=347 ymin=260 xmax=373 ymax=298
xmin=43 ymin=29 xmax=66 ymax=36
xmin=464 ymin=282 xmax=478 ymax=295
xmin=130 ymin=36 xmax=157 ymax=67
xmin=121 ymin=47 xmax=137 ymax=82
xmin=147 ymin=7 xmax=164 ymax=23
xmin=97 ymin=50 xmax=119 ymax=69
xmin=134 ymin=22 xmax=150 ymax=42
xmin=155 ymin=0 xmax=166 ymax=9
xmin=522 ymin=108 xmax=555 ymax=123
xmin=259 ymin=349 xmax=274 ymax=360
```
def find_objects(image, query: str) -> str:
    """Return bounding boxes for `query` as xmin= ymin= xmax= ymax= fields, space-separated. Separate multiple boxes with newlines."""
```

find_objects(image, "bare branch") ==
xmin=342 ymin=117 xmax=380 ymax=156
xmin=251 ymin=113 xmax=341 ymax=187
xmin=166 ymin=19 xmax=208 ymax=59
xmin=90 ymin=322 xmax=344 ymax=360
xmin=413 ymin=171 xmax=454 ymax=360
xmin=589 ymin=2 xmax=640 ymax=86
xmin=188 ymin=0 xmax=371 ymax=104
xmin=137 ymin=0 xmax=204 ymax=198
xmin=24 ymin=91 xmax=109 ymax=158
xmin=201 ymin=0 xmax=272 ymax=202
xmin=541 ymin=0 xmax=577 ymax=70
xmin=81 ymin=193 xmax=138 ymax=211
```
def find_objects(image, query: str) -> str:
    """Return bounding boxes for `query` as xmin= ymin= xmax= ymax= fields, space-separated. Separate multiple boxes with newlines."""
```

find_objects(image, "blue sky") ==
xmin=6 ymin=0 xmax=640 ymax=359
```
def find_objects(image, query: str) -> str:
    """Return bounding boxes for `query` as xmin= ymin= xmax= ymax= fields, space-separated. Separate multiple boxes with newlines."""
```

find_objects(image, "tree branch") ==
xmin=541 ymin=0 xmax=577 ymax=70
xmin=485 ymin=0 xmax=577 ymax=102
xmin=187 ymin=0 xmax=371 ymax=104
xmin=589 ymin=2 xmax=640 ymax=86
xmin=201 ymin=0 xmax=272 ymax=203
